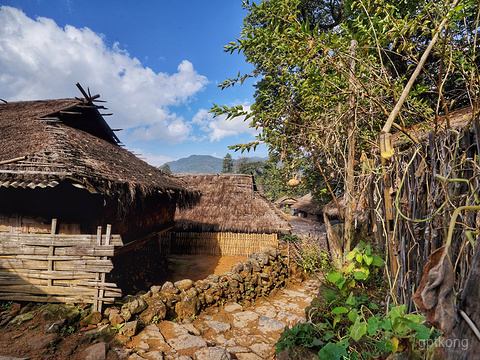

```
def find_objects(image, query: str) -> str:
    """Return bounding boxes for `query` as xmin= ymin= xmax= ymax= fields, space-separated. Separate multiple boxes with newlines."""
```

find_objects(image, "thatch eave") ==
xmin=0 ymin=98 xmax=200 ymax=209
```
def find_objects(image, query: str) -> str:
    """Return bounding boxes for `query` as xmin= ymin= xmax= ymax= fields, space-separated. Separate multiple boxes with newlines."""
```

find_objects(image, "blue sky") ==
xmin=0 ymin=1 xmax=266 ymax=166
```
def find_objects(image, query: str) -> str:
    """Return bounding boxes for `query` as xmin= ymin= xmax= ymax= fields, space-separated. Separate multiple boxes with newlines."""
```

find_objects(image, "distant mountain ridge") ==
xmin=164 ymin=155 xmax=267 ymax=173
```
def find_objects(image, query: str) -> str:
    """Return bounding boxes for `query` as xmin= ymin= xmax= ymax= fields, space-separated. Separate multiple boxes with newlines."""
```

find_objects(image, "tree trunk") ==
xmin=324 ymin=213 xmax=343 ymax=269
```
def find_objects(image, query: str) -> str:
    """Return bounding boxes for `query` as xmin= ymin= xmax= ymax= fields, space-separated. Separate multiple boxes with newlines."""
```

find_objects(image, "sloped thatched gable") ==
xmin=0 ymin=95 xmax=199 ymax=240
xmin=173 ymin=173 xmax=291 ymax=234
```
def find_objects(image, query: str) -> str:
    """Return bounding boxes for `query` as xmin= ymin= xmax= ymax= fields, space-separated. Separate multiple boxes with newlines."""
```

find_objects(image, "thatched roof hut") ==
xmin=159 ymin=174 xmax=290 ymax=256
xmin=173 ymin=173 xmax=291 ymax=234
xmin=0 ymin=95 xmax=198 ymax=240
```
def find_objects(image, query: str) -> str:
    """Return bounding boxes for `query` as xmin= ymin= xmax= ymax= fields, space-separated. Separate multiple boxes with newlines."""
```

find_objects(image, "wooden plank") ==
xmin=0 ymin=258 xmax=113 ymax=272
xmin=0 ymin=284 xmax=96 ymax=296
xmin=0 ymin=234 xmax=123 ymax=247
xmin=94 ymin=226 xmax=102 ymax=312
xmin=0 ymin=269 xmax=96 ymax=280
xmin=0 ymin=294 xmax=97 ymax=303
xmin=0 ymin=244 xmax=114 ymax=256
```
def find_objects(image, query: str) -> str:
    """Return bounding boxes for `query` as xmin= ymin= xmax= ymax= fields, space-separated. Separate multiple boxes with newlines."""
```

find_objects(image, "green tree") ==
xmin=221 ymin=153 xmax=234 ymax=173
xmin=211 ymin=0 xmax=479 ymax=252
xmin=160 ymin=164 xmax=172 ymax=174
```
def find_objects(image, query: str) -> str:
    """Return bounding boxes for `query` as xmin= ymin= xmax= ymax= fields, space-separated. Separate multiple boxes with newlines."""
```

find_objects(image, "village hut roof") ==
xmin=274 ymin=196 xmax=298 ymax=206
xmin=392 ymin=106 xmax=477 ymax=147
xmin=172 ymin=173 xmax=291 ymax=234
xmin=291 ymin=193 xmax=321 ymax=214
xmin=0 ymin=97 xmax=199 ymax=208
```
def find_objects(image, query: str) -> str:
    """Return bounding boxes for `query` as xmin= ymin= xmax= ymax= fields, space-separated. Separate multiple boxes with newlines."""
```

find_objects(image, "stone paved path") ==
xmin=121 ymin=277 xmax=321 ymax=360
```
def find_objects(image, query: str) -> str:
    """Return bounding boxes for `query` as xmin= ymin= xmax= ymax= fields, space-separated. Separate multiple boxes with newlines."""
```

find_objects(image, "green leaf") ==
xmin=350 ymin=317 xmax=367 ymax=341
xmin=346 ymin=251 xmax=356 ymax=261
xmin=363 ymin=254 xmax=373 ymax=266
xmin=371 ymin=255 xmax=385 ymax=267
xmin=318 ymin=342 xmax=348 ymax=360
xmin=348 ymin=309 xmax=359 ymax=323
xmin=367 ymin=316 xmax=380 ymax=336
xmin=327 ymin=271 xmax=342 ymax=283
xmin=336 ymin=277 xmax=347 ymax=290
xmin=344 ymin=262 xmax=355 ymax=273
xmin=332 ymin=306 xmax=348 ymax=314
xmin=409 ymin=322 xmax=432 ymax=341
xmin=356 ymin=254 xmax=363 ymax=263
xmin=354 ymin=271 xmax=367 ymax=280
xmin=345 ymin=292 xmax=356 ymax=306
xmin=322 ymin=331 xmax=335 ymax=341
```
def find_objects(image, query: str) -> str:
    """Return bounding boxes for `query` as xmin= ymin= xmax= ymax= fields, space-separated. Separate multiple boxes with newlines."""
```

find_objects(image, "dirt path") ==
xmin=166 ymin=255 xmax=247 ymax=283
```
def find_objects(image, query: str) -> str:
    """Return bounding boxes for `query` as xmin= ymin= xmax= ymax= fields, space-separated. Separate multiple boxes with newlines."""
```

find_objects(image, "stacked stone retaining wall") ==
xmin=111 ymin=247 xmax=300 ymax=325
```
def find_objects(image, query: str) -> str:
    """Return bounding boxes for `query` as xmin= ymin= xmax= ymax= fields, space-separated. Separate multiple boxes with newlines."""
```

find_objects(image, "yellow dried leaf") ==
xmin=381 ymin=148 xmax=395 ymax=159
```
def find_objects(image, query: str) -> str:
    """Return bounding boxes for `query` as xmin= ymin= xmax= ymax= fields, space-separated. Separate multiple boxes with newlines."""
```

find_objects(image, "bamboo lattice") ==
xmin=159 ymin=231 xmax=278 ymax=256
xmin=0 ymin=219 xmax=122 ymax=310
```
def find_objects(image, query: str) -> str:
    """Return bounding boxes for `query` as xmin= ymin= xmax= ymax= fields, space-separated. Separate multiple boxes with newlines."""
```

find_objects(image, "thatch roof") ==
xmin=392 ymin=106 xmax=476 ymax=147
xmin=0 ymin=97 xmax=199 ymax=208
xmin=291 ymin=193 xmax=321 ymax=214
xmin=274 ymin=196 xmax=298 ymax=206
xmin=172 ymin=173 xmax=291 ymax=234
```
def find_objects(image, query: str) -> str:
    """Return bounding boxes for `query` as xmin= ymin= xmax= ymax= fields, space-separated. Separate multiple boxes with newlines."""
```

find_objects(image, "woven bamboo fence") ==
xmin=0 ymin=219 xmax=123 ymax=311
xmin=159 ymin=231 xmax=278 ymax=256
xmin=372 ymin=124 xmax=480 ymax=311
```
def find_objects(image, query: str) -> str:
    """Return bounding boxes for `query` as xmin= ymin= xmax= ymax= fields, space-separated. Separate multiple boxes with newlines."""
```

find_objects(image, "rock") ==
xmin=140 ymin=291 xmax=152 ymax=300
xmin=249 ymin=252 xmax=269 ymax=266
xmin=195 ymin=279 xmax=210 ymax=291
xmin=123 ymin=296 xmax=148 ymax=315
xmin=138 ymin=325 xmax=166 ymax=342
xmin=9 ymin=312 xmax=34 ymax=326
xmin=123 ymin=320 xmax=139 ymax=337
xmin=232 ymin=311 xmax=259 ymax=328
xmin=29 ymin=333 xmax=59 ymax=350
xmin=263 ymin=247 xmax=278 ymax=259
xmin=224 ymin=303 xmax=243 ymax=313
xmin=226 ymin=346 xmax=250 ymax=354
xmin=37 ymin=304 xmax=80 ymax=324
xmin=142 ymin=351 xmax=164 ymax=360
xmin=181 ymin=323 xmax=201 ymax=336
xmin=44 ymin=318 xmax=66 ymax=333
xmin=140 ymin=298 xmax=167 ymax=323
xmin=175 ymin=294 xmax=200 ymax=319
xmin=250 ymin=342 xmax=272 ymax=358
xmin=195 ymin=347 xmax=232 ymax=360
xmin=174 ymin=279 xmax=194 ymax=292
xmin=161 ymin=281 xmax=179 ymax=295
xmin=150 ymin=285 xmax=162 ymax=294
xmin=127 ymin=354 xmax=145 ymax=360
xmin=167 ymin=334 xmax=207 ymax=350
xmin=84 ymin=342 xmax=109 ymax=360
xmin=235 ymin=353 xmax=264 ymax=360
xmin=231 ymin=262 xmax=244 ymax=274
xmin=113 ymin=348 xmax=133 ymax=359
xmin=110 ymin=314 xmax=125 ymax=327
xmin=258 ymin=316 xmax=286 ymax=332
xmin=80 ymin=311 xmax=102 ymax=326
xmin=206 ymin=320 xmax=231 ymax=333
xmin=121 ymin=307 xmax=132 ymax=322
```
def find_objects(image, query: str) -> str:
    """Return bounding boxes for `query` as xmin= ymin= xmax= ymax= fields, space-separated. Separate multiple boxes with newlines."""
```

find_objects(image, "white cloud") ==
xmin=192 ymin=106 xmax=258 ymax=141
xmin=0 ymin=6 xmax=208 ymax=143
xmin=129 ymin=149 xmax=175 ymax=167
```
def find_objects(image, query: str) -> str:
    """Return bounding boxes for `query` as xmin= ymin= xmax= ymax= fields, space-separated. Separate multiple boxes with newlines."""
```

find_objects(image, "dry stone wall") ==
xmin=114 ymin=247 xmax=295 ymax=323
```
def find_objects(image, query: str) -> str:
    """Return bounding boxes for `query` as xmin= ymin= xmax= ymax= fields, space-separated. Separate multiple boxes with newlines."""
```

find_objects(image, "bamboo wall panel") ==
xmin=0 ymin=220 xmax=122 ymax=310
xmin=159 ymin=231 xmax=278 ymax=256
